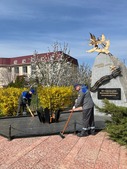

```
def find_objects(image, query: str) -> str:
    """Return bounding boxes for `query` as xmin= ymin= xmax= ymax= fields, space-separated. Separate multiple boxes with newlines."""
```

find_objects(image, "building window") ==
xmin=22 ymin=59 xmax=26 ymax=64
xmin=41 ymin=56 xmax=46 ymax=61
xmin=23 ymin=66 xmax=27 ymax=73
xmin=14 ymin=60 xmax=17 ymax=64
xmin=14 ymin=67 xmax=19 ymax=74
xmin=31 ymin=57 xmax=35 ymax=62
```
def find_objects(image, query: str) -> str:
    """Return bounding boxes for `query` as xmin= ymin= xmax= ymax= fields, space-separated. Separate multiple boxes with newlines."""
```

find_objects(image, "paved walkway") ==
xmin=0 ymin=131 xmax=127 ymax=169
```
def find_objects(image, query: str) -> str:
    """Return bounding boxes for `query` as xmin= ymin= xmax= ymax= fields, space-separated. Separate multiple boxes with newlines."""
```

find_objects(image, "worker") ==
xmin=17 ymin=88 xmax=35 ymax=116
xmin=73 ymin=84 xmax=95 ymax=137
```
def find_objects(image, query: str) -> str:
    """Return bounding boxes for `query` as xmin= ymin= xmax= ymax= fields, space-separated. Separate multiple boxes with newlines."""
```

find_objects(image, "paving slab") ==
xmin=0 ymin=111 xmax=126 ymax=168
xmin=0 ymin=132 xmax=127 ymax=169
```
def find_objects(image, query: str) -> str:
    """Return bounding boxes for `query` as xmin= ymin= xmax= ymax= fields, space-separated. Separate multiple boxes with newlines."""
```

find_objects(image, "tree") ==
xmin=30 ymin=42 xmax=92 ymax=87
xmin=76 ymin=63 xmax=92 ymax=87
xmin=30 ymin=42 xmax=76 ymax=86
xmin=8 ymin=75 xmax=26 ymax=88
xmin=0 ymin=67 xmax=13 ymax=86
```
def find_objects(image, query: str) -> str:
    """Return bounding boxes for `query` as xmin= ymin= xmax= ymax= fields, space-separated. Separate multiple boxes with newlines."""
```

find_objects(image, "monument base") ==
xmin=91 ymin=53 xmax=127 ymax=108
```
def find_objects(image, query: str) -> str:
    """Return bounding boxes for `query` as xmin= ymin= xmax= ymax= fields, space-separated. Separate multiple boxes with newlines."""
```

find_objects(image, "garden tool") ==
xmin=59 ymin=110 xmax=74 ymax=138
xmin=26 ymin=104 xmax=34 ymax=117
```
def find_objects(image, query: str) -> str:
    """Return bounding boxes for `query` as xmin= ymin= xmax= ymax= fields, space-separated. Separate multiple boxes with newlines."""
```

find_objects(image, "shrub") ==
xmin=97 ymin=99 xmax=127 ymax=146
xmin=0 ymin=86 xmax=76 ymax=117
xmin=37 ymin=86 xmax=76 ymax=112
xmin=0 ymin=88 xmax=25 ymax=116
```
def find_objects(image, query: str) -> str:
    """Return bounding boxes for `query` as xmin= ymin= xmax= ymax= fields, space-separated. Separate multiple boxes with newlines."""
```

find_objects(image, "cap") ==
xmin=73 ymin=84 xmax=81 ymax=89
xmin=30 ymin=89 xmax=35 ymax=94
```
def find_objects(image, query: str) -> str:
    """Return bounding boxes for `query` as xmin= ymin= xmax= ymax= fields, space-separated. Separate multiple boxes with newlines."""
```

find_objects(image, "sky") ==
xmin=0 ymin=0 xmax=127 ymax=67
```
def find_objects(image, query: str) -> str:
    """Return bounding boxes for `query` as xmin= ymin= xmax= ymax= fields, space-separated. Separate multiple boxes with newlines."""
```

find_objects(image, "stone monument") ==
xmin=86 ymin=33 xmax=127 ymax=108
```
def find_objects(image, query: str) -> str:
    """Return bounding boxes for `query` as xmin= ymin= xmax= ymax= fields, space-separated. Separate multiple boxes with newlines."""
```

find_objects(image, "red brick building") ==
xmin=0 ymin=51 xmax=78 ymax=87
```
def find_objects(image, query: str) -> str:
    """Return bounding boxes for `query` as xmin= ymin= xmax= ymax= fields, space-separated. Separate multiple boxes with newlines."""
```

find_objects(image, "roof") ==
xmin=0 ymin=51 xmax=78 ymax=66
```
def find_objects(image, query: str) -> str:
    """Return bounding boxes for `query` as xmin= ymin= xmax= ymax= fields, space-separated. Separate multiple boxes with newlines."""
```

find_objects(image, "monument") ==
xmin=87 ymin=33 xmax=127 ymax=108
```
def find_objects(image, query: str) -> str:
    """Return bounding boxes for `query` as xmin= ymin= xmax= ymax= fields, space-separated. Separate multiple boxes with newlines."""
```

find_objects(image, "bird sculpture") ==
xmin=86 ymin=33 xmax=110 ymax=54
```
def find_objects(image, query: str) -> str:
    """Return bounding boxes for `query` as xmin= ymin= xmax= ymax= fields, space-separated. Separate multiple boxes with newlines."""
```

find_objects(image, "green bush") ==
xmin=97 ymin=99 xmax=127 ymax=146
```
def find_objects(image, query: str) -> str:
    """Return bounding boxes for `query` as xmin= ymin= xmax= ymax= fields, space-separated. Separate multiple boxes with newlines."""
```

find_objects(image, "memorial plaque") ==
xmin=98 ymin=88 xmax=121 ymax=100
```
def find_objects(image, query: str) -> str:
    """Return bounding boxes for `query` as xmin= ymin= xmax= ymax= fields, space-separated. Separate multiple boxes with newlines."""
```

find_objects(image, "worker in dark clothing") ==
xmin=17 ymin=89 xmax=35 ymax=116
xmin=73 ymin=84 xmax=95 ymax=137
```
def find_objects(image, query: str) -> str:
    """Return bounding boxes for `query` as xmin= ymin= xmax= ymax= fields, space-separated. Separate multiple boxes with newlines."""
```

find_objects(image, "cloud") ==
xmin=0 ymin=0 xmax=127 ymax=68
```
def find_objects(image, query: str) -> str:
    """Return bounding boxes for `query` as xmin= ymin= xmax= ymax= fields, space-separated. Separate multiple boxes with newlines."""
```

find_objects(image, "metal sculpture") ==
xmin=86 ymin=33 xmax=110 ymax=54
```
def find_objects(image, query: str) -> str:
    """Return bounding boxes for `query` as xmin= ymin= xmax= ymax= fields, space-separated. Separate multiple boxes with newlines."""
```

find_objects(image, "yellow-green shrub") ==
xmin=37 ymin=86 xmax=76 ymax=112
xmin=0 ymin=86 xmax=76 ymax=117
xmin=0 ymin=87 xmax=26 ymax=116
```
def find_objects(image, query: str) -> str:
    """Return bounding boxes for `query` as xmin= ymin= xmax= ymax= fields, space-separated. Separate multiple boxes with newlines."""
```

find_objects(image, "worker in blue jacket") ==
xmin=17 ymin=89 xmax=35 ymax=116
xmin=73 ymin=84 xmax=95 ymax=137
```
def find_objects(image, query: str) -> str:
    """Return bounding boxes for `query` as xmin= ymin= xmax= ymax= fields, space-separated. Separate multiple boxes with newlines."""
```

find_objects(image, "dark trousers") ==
xmin=17 ymin=96 xmax=27 ymax=115
xmin=17 ymin=103 xmax=27 ymax=115
xmin=82 ymin=107 xmax=95 ymax=130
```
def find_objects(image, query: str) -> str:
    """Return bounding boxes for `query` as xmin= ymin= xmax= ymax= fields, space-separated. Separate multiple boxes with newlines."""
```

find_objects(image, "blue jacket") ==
xmin=22 ymin=91 xmax=32 ymax=101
